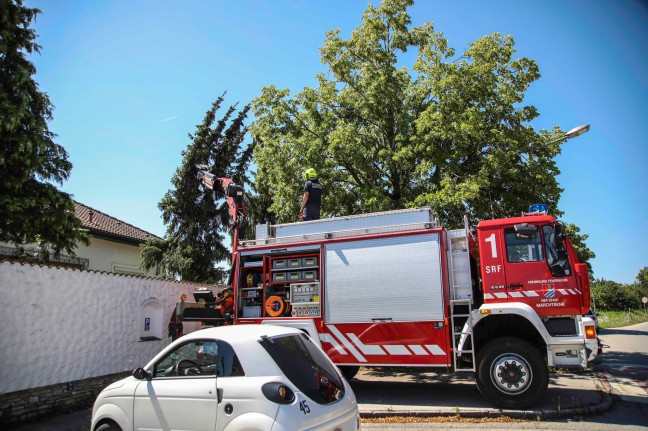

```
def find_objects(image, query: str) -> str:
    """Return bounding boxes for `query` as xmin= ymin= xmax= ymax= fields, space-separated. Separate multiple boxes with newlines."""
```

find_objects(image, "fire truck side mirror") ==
xmin=553 ymin=224 xmax=567 ymax=252
xmin=549 ymin=263 xmax=566 ymax=277
xmin=514 ymin=223 xmax=538 ymax=239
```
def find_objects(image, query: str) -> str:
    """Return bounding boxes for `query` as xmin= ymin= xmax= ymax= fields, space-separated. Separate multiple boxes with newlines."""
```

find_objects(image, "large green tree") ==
xmin=140 ymin=95 xmax=253 ymax=282
xmin=629 ymin=266 xmax=648 ymax=306
xmin=251 ymin=0 xmax=568 ymax=227
xmin=564 ymin=223 xmax=596 ymax=280
xmin=0 ymin=0 xmax=87 ymax=258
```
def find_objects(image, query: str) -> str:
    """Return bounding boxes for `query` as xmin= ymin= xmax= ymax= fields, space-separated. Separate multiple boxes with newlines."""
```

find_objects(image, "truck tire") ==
xmin=339 ymin=366 xmax=359 ymax=381
xmin=475 ymin=337 xmax=548 ymax=409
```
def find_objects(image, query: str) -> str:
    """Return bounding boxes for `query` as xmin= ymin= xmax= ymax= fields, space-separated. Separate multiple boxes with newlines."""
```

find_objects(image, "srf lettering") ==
xmin=485 ymin=265 xmax=502 ymax=274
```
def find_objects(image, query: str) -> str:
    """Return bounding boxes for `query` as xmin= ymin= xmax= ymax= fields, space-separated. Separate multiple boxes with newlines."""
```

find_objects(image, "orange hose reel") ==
xmin=265 ymin=295 xmax=287 ymax=317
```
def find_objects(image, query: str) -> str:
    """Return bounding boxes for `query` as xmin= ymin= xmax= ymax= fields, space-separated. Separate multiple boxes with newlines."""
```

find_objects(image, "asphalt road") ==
xmin=596 ymin=321 xmax=648 ymax=401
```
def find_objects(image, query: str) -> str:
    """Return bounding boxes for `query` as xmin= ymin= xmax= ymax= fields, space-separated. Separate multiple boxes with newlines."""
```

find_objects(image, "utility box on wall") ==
xmin=139 ymin=299 xmax=164 ymax=341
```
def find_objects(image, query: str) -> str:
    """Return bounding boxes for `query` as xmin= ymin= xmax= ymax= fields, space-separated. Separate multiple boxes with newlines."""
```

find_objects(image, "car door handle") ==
xmin=217 ymin=388 xmax=223 ymax=403
xmin=507 ymin=283 xmax=523 ymax=289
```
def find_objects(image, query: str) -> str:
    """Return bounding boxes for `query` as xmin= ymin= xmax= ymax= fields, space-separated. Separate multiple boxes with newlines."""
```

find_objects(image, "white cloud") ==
xmin=155 ymin=115 xmax=177 ymax=124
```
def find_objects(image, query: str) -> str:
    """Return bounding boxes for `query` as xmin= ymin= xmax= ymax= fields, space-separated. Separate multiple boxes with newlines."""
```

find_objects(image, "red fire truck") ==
xmin=171 ymin=172 xmax=598 ymax=409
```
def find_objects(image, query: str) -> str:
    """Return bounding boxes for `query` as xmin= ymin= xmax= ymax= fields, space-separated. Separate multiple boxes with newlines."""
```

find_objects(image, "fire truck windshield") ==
xmin=505 ymin=228 xmax=544 ymax=262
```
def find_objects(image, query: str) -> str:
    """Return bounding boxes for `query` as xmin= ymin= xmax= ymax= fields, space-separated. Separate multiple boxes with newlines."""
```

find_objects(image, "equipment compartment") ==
xmin=288 ymin=258 xmax=302 ymax=269
xmin=302 ymin=270 xmax=318 ymax=281
xmin=272 ymin=259 xmax=287 ymax=269
xmin=269 ymin=253 xmax=320 ymax=284
xmin=302 ymin=256 xmax=318 ymax=267
xmin=238 ymin=254 xmax=266 ymax=319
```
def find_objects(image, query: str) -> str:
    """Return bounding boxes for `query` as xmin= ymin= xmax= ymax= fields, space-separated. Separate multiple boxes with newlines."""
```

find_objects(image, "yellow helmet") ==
xmin=305 ymin=168 xmax=317 ymax=179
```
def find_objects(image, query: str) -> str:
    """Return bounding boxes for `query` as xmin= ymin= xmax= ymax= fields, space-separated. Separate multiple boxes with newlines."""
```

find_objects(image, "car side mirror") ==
xmin=132 ymin=367 xmax=151 ymax=380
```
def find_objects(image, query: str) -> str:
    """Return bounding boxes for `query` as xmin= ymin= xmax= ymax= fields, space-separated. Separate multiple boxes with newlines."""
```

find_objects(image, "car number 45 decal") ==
xmin=299 ymin=400 xmax=310 ymax=414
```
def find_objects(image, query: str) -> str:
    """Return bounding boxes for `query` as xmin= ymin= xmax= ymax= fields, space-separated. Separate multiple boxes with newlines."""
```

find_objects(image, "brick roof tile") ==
xmin=74 ymin=201 xmax=161 ymax=244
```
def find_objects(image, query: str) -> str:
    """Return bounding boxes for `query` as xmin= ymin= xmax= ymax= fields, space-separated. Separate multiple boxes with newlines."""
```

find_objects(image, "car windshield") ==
xmin=260 ymin=332 xmax=345 ymax=405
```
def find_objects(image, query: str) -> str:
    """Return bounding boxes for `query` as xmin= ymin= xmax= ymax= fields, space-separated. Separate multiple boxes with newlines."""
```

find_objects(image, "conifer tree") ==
xmin=0 ymin=0 xmax=87 ymax=258
xmin=141 ymin=95 xmax=253 ymax=282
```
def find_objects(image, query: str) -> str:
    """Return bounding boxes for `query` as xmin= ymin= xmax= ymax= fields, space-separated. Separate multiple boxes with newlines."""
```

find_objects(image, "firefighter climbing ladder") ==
xmin=448 ymin=229 xmax=476 ymax=372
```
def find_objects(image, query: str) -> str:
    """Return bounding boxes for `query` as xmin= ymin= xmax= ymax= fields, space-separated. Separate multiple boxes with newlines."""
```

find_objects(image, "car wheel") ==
xmin=475 ymin=337 xmax=548 ymax=409
xmin=339 ymin=366 xmax=359 ymax=381
xmin=96 ymin=421 xmax=121 ymax=431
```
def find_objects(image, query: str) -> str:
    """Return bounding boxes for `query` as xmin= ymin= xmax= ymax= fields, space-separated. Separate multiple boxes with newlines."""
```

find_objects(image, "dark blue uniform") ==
xmin=302 ymin=179 xmax=322 ymax=221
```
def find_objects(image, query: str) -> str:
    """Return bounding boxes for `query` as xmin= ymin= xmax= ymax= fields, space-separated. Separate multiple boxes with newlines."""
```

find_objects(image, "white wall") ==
xmin=0 ymin=261 xmax=203 ymax=395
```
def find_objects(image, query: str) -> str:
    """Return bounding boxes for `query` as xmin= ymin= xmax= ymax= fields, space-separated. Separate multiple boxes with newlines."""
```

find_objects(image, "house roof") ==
xmin=74 ymin=201 xmax=162 ymax=245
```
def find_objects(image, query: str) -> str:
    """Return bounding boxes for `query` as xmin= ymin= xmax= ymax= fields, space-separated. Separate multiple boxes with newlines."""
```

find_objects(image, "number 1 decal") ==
xmin=484 ymin=233 xmax=498 ymax=259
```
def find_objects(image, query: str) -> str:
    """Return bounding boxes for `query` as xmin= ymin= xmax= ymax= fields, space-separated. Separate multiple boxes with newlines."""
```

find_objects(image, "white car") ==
xmin=91 ymin=324 xmax=360 ymax=431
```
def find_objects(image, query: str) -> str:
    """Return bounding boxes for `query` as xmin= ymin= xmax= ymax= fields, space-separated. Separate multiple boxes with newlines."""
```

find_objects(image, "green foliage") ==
xmin=591 ymin=279 xmax=628 ymax=311
xmin=0 ymin=0 xmax=87 ymax=257
xmin=628 ymin=266 xmax=648 ymax=304
xmin=251 ymin=0 xmax=569 ymax=227
xmin=564 ymin=223 xmax=595 ymax=279
xmin=590 ymin=267 xmax=648 ymax=311
xmin=140 ymin=95 xmax=253 ymax=282
xmin=597 ymin=310 xmax=648 ymax=329
xmin=636 ymin=266 xmax=648 ymax=291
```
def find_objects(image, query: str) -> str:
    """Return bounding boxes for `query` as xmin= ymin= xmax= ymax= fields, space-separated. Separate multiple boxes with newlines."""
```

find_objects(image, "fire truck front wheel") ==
xmin=476 ymin=337 xmax=548 ymax=409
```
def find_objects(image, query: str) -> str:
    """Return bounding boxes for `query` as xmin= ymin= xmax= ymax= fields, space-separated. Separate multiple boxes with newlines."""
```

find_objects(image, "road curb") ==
xmin=359 ymin=377 xmax=614 ymax=420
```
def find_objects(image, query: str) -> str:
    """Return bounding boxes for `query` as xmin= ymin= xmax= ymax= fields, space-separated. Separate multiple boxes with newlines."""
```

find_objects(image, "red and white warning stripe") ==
xmin=320 ymin=324 xmax=446 ymax=363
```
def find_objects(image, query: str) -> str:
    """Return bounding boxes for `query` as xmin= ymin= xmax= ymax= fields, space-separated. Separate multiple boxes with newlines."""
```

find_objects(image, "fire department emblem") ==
xmin=543 ymin=284 xmax=556 ymax=298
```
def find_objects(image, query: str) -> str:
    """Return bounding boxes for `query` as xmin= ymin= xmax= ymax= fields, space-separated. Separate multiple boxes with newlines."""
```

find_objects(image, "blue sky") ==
xmin=29 ymin=0 xmax=647 ymax=284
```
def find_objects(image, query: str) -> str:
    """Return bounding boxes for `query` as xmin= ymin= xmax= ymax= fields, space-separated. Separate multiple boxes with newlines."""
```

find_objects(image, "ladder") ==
xmin=447 ymin=228 xmax=476 ymax=371
xmin=447 ymin=229 xmax=472 ymax=300
xmin=450 ymin=299 xmax=476 ymax=372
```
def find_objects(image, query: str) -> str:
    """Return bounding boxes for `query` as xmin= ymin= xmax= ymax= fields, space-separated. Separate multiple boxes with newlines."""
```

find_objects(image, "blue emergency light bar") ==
xmin=528 ymin=203 xmax=549 ymax=214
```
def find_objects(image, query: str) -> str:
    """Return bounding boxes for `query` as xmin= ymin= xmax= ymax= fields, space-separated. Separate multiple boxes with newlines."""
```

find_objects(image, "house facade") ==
xmin=72 ymin=201 xmax=161 ymax=275
xmin=0 ymin=201 xmax=161 ymax=276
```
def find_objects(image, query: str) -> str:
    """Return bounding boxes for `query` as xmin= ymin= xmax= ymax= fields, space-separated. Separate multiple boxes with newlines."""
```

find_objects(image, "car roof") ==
xmin=145 ymin=324 xmax=306 ymax=377
xmin=181 ymin=324 xmax=302 ymax=344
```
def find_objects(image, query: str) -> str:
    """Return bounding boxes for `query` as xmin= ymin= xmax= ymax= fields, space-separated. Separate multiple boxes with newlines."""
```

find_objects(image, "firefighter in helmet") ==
xmin=299 ymin=168 xmax=322 ymax=221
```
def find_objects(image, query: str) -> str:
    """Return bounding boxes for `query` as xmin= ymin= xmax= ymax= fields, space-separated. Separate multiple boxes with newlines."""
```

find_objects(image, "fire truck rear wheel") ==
xmin=476 ymin=337 xmax=548 ymax=409
xmin=339 ymin=366 xmax=360 ymax=381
